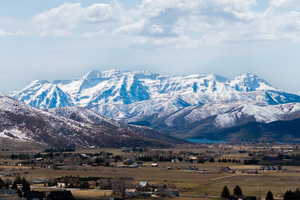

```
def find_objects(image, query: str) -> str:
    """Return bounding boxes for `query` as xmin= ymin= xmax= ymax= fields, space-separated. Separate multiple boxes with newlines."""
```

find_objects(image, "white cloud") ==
xmin=33 ymin=2 xmax=122 ymax=36
xmin=138 ymin=0 xmax=257 ymax=20
xmin=269 ymin=0 xmax=298 ymax=8
xmin=149 ymin=24 xmax=164 ymax=34
xmin=0 ymin=29 xmax=24 ymax=37
xmin=115 ymin=20 xmax=146 ymax=34
xmin=270 ymin=0 xmax=287 ymax=7
xmin=115 ymin=0 xmax=260 ymax=43
xmin=24 ymin=0 xmax=300 ymax=46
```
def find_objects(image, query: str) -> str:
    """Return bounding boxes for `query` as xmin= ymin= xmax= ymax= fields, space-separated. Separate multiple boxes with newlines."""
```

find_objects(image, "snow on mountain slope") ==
xmin=12 ymin=69 xmax=300 ymax=123
xmin=0 ymin=96 xmax=179 ymax=147
xmin=152 ymin=102 xmax=300 ymax=138
xmin=87 ymin=96 xmax=190 ymax=122
xmin=228 ymin=73 xmax=275 ymax=92
xmin=50 ymin=106 xmax=185 ymax=145
xmin=49 ymin=106 xmax=120 ymax=127
xmin=185 ymin=103 xmax=300 ymax=127
xmin=15 ymin=80 xmax=75 ymax=109
xmin=0 ymin=129 xmax=31 ymax=141
xmin=0 ymin=96 xmax=87 ymax=144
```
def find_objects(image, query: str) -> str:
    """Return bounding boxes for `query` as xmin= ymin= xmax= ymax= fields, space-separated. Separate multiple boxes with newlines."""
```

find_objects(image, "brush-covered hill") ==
xmin=0 ymin=96 xmax=183 ymax=148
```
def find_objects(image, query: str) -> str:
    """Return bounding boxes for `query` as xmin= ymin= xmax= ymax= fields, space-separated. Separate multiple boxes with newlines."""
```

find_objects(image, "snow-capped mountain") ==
xmin=148 ymin=102 xmax=300 ymax=139
xmin=0 ymin=96 xmax=180 ymax=148
xmin=11 ymin=69 xmax=300 ymax=142
xmin=13 ymin=69 xmax=300 ymax=121
xmin=16 ymin=80 xmax=75 ymax=109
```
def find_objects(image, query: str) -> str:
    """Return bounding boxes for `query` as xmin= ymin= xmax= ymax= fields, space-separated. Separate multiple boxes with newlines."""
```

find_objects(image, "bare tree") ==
xmin=112 ymin=178 xmax=132 ymax=199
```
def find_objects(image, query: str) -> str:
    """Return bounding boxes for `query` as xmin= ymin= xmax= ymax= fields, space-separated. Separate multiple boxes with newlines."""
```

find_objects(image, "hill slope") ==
xmin=144 ymin=102 xmax=300 ymax=139
xmin=196 ymin=118 xmax=300 ymax=143
xmin=0 ymin=96 xmax=182 ymax=148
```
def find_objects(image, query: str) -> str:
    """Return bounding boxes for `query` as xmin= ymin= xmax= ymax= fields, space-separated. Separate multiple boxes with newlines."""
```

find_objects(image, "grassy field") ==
xmin=1 ymin=145 xmax=299 ymax=200
xmin=1 ymin=162 xmax=298 ymax=199
xmin=71 ymin=190 xmax=113 ymax=200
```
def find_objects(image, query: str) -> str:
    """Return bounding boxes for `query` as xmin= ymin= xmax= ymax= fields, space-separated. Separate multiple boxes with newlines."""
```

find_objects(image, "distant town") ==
xmin=1 ymin=143 xmax=300 ymax=200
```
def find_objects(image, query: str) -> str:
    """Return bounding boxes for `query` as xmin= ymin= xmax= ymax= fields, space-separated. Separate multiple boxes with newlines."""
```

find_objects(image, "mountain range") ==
xmin=9 ymin=69 xmax=300 ymax=143
xmin=0 ymin=96 xmax=182 ymax=148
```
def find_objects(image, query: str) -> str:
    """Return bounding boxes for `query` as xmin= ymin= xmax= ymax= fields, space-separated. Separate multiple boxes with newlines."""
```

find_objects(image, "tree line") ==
xmin=221 ymin=185 xmax=300 ymax=200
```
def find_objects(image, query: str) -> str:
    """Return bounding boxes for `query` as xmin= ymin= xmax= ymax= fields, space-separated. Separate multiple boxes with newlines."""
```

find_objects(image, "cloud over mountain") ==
xmin=0 ymin=0 xmax=295 ymax=47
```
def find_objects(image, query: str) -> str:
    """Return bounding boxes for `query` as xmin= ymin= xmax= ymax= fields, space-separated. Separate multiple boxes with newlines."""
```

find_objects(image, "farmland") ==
xmin=1 ymin=144 xmax=300 ymax=199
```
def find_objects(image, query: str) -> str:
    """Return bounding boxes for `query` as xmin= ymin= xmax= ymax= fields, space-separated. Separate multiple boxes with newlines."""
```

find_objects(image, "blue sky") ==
xmin=1 ymin=0 xmax=300 ymax=93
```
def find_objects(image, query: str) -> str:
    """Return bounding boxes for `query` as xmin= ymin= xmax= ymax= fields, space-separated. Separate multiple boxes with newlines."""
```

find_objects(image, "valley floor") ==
xmin=23 ymin=164 xmax=300 ymax=199
xmin=1 ymin=145 xmax=299 ymax=200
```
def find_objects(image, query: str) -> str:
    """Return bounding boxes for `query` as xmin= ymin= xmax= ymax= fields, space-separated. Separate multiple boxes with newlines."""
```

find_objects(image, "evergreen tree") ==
xmin=266 ymin=191 xmax=274 ymax=200
xmin=221 ymin=186 xmax=231 ymax=199
xmin=80 ymin=182 xmax=90 ymax=189
xmin=4 ymin=179 xmax=12 ymax=189
xmin=295 ymin=188 xmax=300 ymax=197
xmin=284 ymin=190 xmax=293 ymax=200
xmin=12 ymin=176 xmax=22 ymax=190
xmin=0 ymin=178 xmax=5 ymax=189
xmin=233 ymin=185 xmax=243 ymax=197
xmin=21 ymin=178 xmax=31 ymax=197
xmin=12 ymin=177 xmax=31 ymax=198
xmin=283 ymin=189 xmax=300 ymax=200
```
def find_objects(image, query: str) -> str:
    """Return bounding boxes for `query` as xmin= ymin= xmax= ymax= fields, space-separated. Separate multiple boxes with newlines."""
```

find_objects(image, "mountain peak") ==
xmin=235 ymin=73 xmax=268 ymax=82
xmin=83 ymin=69 xmax=123 ymax=80
xmin=101 ymin=69 xmax=123 ymax=78
xmin=83 ymin=70 xmax=101 ymax=80
xmin=237 ymin=73 xmax=264 ymax=80
xmin=28 ymin=80 xmax=50 ymax=86
xmin=204 ymin=73 xmax=228 ymax=82
xmin=230 ymin=73 xmax=275 ymax=92
xmin=12 ymin=69 xmax=300 ymax=118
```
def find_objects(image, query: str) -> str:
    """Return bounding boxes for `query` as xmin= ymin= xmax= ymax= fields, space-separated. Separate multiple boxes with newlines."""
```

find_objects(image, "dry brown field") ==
xmin=0 ymin=162 xmax=299 ymax=199
xmin=2 ymin=146 xmax=300 ymax=200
